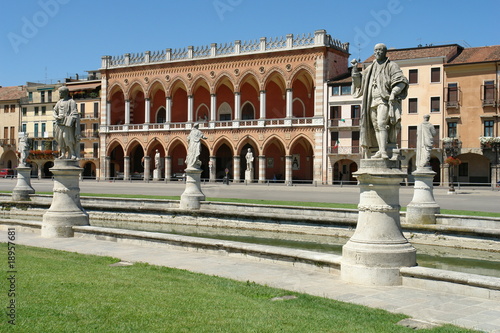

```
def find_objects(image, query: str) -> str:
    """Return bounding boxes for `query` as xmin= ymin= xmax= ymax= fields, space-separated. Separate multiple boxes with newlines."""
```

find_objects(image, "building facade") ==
xmin=99 ymin=30 xmax=350 ymax=182
xmin=0 ymin=85 xmax=26 ymax=172
xmin=444 ymin=46 xmax=500 ymax=186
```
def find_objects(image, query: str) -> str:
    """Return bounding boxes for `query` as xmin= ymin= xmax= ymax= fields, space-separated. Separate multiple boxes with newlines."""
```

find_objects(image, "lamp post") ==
xmin=443 ymin=138 xmax=462 ymax=193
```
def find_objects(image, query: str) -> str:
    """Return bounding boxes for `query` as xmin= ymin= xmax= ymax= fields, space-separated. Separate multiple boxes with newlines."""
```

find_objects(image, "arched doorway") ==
xmin=156 ymin=107 xmax=166 ymax=123
xmin=241 ymin=102 xmax=255 ymax=120
xmin=83 ymin=162 xmax=96 ymax=179
xmin=130 ymin=144 xmax=145 ymax=178
xmin=43 ymin=161 xmax=54 ymax=178
xmin=109 ymin=144 xmax=124 ymax=178
xmin=290 ymin=138 xmax=314 ymax=183
xmin=263 ymin=139 xmax=285 ymax=181
xmin=333 ymin=159 xmax=358 ymax=183
xmin=215 ymin=143 xmax=233 ymax=179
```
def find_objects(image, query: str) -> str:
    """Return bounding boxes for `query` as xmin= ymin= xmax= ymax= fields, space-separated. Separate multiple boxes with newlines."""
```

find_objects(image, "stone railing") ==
xmin=102 ymin=117 xmax=323 ymax=133
xmin=101 ymin=30 xmax=349 ymax=69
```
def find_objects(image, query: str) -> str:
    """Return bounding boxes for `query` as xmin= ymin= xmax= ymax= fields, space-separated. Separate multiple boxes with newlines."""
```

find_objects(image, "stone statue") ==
xmin=351 ymin=43 xmax=408 ymax=159
xmin=245 ymin=148 xmax=254 ymax=171
xmin=185 ymin=124 xmax=207 ymax=169
xmin=19 ymin=133 xmax=30 ymax=166
xmin=154 ymin=149 xmax=161 ymax=169
xmin=416 ymin=114 xmax=436 ymax=169
xmin=53 ymin=86 xmax=80 ymax=159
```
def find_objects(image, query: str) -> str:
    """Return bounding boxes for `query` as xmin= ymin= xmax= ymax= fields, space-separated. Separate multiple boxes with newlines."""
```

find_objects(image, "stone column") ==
xmin=210 ymin=94 xmax=217 ymax=122
xmin=144 ymin=98 xmax=151 ymax=123
xmin=125 ymin=100 xmax=130 ymax=124
xmin=233 ymin=155 xmax=241 ymax=183
xmin=187 ymin=95 xmax=193 ymax=123
xmin=164 ymin=156 xmax=172 ymax=182
xmin=234 ymin=92 xmax=241 ymax=120
xmin=41 ymin=159 xmax=89 ymax=238
xmin=106 ymin=101 xmax=111 ymax=125
xmin=143 ymin=156 xmax=151 ymax=182
xmin=341 ymin=159 xmax=416 ymax=286
xmin=259 ymin=91 xmax=266 ymax=119
xmin=441 ymin=163 xmax=449 ymax=188
xmin=406 ymin=168 xmax=440 ymax=224
xmin=180 ymin=167 xmax=205 ymax=209
xmin=12 ymin=166 xmax=35 ymax=201
xmin=285 ymin=155 xmax=293 ymax=185
xmin=491 ymin=164 xmax=499 ymax=188
xmin=124 ymin=156 xmax=130 ymax=180
xmin=209 ymin=156 xmax=216 ymax=182
xmin=105 ymin=156 xmax=111 ymax=180
xmin=286 ymin=88 xmax=293 ymax=118
xmin=166 ymin=97 xmax=172 ymax=123
xmin=37 ymin=164 xmax=42 ymax=180
xmin=258 ymin=155 xmax=266 ymax=183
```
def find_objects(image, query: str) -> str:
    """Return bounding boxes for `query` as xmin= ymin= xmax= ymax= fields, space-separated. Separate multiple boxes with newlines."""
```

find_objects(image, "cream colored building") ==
xmin=0 ymin=85 xmax=26 ymax=172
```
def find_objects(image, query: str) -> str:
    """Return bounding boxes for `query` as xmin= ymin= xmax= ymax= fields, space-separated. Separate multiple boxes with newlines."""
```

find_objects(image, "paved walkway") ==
xmin=14 ymin=231 xmax=500 ymax=332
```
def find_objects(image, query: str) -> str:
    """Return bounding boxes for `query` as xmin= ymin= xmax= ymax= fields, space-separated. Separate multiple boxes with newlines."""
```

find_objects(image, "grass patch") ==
xmin=6 ymin=245 xmax=474 ymax=332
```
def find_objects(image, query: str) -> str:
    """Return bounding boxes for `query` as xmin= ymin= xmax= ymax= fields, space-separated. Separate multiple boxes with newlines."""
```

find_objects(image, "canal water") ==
xmin=131 ymin=222 xmax=500 ymax=278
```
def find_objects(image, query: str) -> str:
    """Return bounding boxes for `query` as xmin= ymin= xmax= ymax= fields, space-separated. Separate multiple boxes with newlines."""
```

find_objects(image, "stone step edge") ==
xmin=72 ymin=225 xmax=342 ymax=269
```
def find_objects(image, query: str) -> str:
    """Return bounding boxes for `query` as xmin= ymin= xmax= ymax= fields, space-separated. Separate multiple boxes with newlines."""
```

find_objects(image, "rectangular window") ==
xmin=3 ymin=105 xmax=7 ymax=113
xmin=34 ymin=107 xmax=39 ymax=116
xmin=341 ymin=85 xmax=351 ymax=95
xmin=41 ymin=106 xmax=46 ymax=115
xmin=80 ymin=103 xmax=85 ymax=117
xmin=93 ymin=143 xmax=99 ymax=158
xmin=332 ymin=86 xmax=340 ymax=96
xmin=41 ymin=123 xmax=46 ymax=137
xmin=22 ymin=107 xmax=27 ymax=116
xmin=40 ymin=91 xmax=45 ymax=103
xmin=34 ymin=123 xmax=39 ymax=137
xmin=408 ymin=126 xmax=417 ymax=148
xmin=33 ymin=141 xmax=39 ymax=150
xmin=21 ymin=123 xmax=26 ymax=133
xmin=408 ymin=69 xmax=418 ymax=84
xmin=48 ymin=90 xmax=52 ymax=102
xmin=10 ymin=104 xmax=15 ymax=112
xmin=93 ymin=102 xmax=99 ymax=118
xmin=3 ymin=127 xmax=8 ymax=140
xmin=330 ymin=106 xmax=341 ymax=119
xmin=350 ymin=105 xmax=360 ymax=119
xmin=10 ymin=127 xmax=15 ymax=142
xmin=28 ymin=92 xmax=33 ymax=102
xmin=483 ymin=80 xmax=495 ymax=105
xmin=484 ymin=120 xmax=494 ymax=137
xmin=408 ymin=98 xmax=418 ymax=113
xmin=447 ymin=122 xmax=457 ymax=138
xmin=92 ymin=123 xmax=99 ymax=136
xmin=433 ymin=125 xmax=440 ymax=148
xmin=458 ymin=162 xmax=468 ymax=177
xmin=430 ymin=97 xmax=440 ymax=112
xmin=352 ymin=131 xmax=360 ymax=153
xmin=431 ymin=67 xmax=440 ymax=83
xmin=447 ymin=83 xmax=458 ymax=103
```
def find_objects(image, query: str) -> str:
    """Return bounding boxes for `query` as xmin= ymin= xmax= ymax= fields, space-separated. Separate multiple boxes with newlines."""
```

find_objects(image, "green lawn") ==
xmin=2 ymin=245 xmax=475 ymax=332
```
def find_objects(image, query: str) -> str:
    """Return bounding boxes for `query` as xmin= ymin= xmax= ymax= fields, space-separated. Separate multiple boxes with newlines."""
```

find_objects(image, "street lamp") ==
xmin=443 ymin=138 xmax=462 ymax=193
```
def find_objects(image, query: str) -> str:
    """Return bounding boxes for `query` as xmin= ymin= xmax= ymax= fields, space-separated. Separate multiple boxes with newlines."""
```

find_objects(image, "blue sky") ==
xmin=1 ymin=0 xmax=498 ymax=87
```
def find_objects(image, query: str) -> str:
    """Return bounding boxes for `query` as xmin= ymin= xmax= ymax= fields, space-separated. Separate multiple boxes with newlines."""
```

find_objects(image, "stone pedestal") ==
xmin=153 ymin=169 xmax=161 ymax=181
xmin=12 ymin=166 xmax=35 ymax=201
xmin=406 ymin=168 xmax=440 ymax=224
xmin=341 ymin=159 xmax=416 ymax=286
xmin=245 ymin=169 xmax=253 ymax=183
xmin=41 ymin=159 xmax=89 ymax=238
xmin=180 ymin=168 xmax=205 ymax=210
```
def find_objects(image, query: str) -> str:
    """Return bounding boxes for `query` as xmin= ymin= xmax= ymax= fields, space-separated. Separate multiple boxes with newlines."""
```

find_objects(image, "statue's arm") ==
xmin=389 ymin=82 xmax=406 ymax=101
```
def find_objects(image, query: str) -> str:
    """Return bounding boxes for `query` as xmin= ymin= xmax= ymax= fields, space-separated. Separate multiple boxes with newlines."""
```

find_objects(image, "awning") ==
xmin=66 ymin=82 xmax=101 ymax=91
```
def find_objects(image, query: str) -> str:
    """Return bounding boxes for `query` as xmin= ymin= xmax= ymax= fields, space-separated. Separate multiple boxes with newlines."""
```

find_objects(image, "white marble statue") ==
xmin=185 ymin=124 xmax=207 ymax=169
xmin=53 ymin=86 xmax=80 ymax=160
xmin=416 ymin=114 xmax=436 ymax=169
xmin=245 ymin=148 xmax=254 ymax=171
xmin=19 ymin=133 xmax=30 ymax=166
xmin=351 ymin=43 xmax=408 ymax=159
xmin=154 ymin=149 xmax=161 ymax=169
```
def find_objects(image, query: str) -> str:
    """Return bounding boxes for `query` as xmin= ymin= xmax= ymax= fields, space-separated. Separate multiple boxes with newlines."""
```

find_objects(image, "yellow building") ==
xmin=0 ymin=85 xmax=26 ymax=172
xmin=444 ymin=45 xmax=500 ymax=186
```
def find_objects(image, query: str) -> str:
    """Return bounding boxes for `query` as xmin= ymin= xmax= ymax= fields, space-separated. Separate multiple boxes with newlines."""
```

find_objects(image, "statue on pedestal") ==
xmin=185 ymin=124 xmax=207 ymax=169
xmin=416 ymin=114 xmax=436 ymax=169
xmin=154 ymin=149 xmax=161 ymax=169
xmin=53 ymin=86 xmax=80 ymax=160
xmin=245 ymin=148 xmax=254 ymax=171
xmin=351 ymin=43 xmax=408 ymax=159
